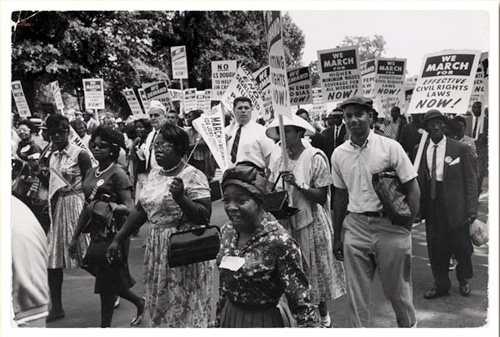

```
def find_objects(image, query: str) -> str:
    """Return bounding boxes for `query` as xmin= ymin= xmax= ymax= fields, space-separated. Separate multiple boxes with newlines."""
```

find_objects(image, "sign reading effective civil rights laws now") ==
xmin=171 ymin=46 xmax=188 ymax=79
xmin=287 ymin=66 xmax=312 ymax=106
xmin=11 ymin=80 xmax=31 ymax=117
xmin=317 ymin=46 xmax=362 ymax=102
xmin=263 ymin=11 xmax=292 ymax=119
xmin=83 ymin=78 xmax=105 ymax=110
xmin=373 ymin=58 xmax=407 ymax=98
xmin=211 ymin=60 xmax=237 ymax=100
xmin=407 ymin=50 xmax=481 ymax=114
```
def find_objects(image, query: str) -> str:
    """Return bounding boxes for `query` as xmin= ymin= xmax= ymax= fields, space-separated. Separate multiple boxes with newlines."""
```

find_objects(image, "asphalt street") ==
xmin=47 ymin=178 xmax=489 ymax=329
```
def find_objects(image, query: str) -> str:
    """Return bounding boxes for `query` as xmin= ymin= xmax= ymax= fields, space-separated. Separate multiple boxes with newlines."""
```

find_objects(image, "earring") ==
xmin=110 ymin=152 xmax=114 ymax=156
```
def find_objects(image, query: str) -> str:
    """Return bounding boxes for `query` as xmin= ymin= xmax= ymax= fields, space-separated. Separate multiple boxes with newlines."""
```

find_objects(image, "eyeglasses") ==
xmin=153 ymin=142 xmax=174 ymax=151
xmin=90 ymin=142 xmax=111 ymax=150
xmin=48 ymin=128 xmax=69 ymax=136
xmin=149 ymin=113 xmax=161 ymax=118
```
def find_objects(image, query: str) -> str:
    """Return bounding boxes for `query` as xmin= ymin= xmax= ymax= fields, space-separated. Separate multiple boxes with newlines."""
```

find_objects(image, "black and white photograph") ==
xmin=2 ymin=1 xmax=498 ymax=336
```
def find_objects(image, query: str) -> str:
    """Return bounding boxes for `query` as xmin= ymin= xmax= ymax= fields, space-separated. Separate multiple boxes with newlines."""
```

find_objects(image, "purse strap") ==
xmin=270 ymin=171 xmax=285 ymax=192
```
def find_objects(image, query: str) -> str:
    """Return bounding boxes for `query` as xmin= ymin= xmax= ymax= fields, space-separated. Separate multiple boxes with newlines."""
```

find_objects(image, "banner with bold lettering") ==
xmin=360 ymin=60 xmax=376 ymax=98
xmin=68 ymin=126 xmax=98 ymax=167
xmin=192 ymin=104 xmax=229 ymax=172
xmin=253 ymin=66 xmax=274 ymax=120
xmin=317 ymin=46 xmax=362 ymax=102
xmin=83 ymin=78 xmax=105 ymax=110
xmin=49 ymin=80 xmax=65 ymax=111
xmin=122 ymin=88 xmax=146 ymax=118
xmin=211 ymin=60 xmax=237 ymax=100
xmin=472 ymin=52 xmax=488 ymax=96
xmin=11 ymin=81 xmax=31 ymax=117
xmin=311 ymin=87 xmax=327 ymax=115
xmin=287 ymin=67 xmax=312 ymax=105
xmin=407 ymin=50 xmax=481 ymax=114
xmin=263 ymin=11 xmax=292 ymax=119
xmin=183 ymin=88 xmax=197 ymax=113
xmin=171 ymin=46 xmax=188 ymax=79
xmin=373 ymin=58 xmax=406 ymax=98
xmin=220 ymin=65 xmax=266 ymax=120
xmin=143 ymin=81 xmax=173 ymax=111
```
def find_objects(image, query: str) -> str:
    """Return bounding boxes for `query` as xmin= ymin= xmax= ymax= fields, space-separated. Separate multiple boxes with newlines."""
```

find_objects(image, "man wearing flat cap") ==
xmin=322 ymin=107 xmax=347 ymax=162
xmin=331 ymin=96 xmax=420 ymax=328
xmin=417 ymin=109 xmax=477 ymax=300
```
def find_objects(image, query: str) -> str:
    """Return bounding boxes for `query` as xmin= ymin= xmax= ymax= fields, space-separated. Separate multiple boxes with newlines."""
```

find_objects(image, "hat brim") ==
xmin=265 ymin=115 xmax=316 ymax=141
xmin=423 ymin=115 xmax=448 ymax=127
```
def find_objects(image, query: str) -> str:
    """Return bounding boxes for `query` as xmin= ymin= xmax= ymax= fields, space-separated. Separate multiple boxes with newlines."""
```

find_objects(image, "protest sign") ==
xmin=83 ymin=78 xmax=105 ymax=110
xmin=317 ymin=46 xmax=362 ymax=102
xmin=360 ymin=59 xmax=376 ymax=98
xmin=11 ymin=81 xmax=31 ymax=117
xmin=203 ymin=90 xmax=212 ymax=112
xmin=311 ymin=87 xmax=327 ymax=115
xmin=137 ymin=88 xmax=150 ymax=112
xmin=287 ymin=66 xmax=312 ymax=105
xmin=220 ymin=65 xmax=266 ymax=120
xmin=171 ymin=46 xmax=188 ymax=79
xmin=68 ymin=126 xmax=98 ymax=167
xmin=192 ymin=104 xmax=229 ymax=172
xmin=143 ymin=81 xmax=173 ymax=111
xmin=49 ymin=80 xmax=64 ymax=111
xmin=407 ymin=50 xmax=481 ymax=114
xmin=472 ymin=52 xmax=488 ymax=96
xmin=373 ymin=58 xmax=406 ymax=97
xmin=183 ymin=88 xmax=197 ymax=113
xmin=169 ymin=89 xmax=183 ymax=102
xmin=196 ymin=90 xmax=206 ymax=111
xmin=264 ymin=11 xmax=292 ymax=119
xmin=253 ymin=66 xmax=274 ymax=120
xmin=122 ymin=88 xmax=146 ymax=118
xmin=211 ymin=60 xmax=237 ymax=100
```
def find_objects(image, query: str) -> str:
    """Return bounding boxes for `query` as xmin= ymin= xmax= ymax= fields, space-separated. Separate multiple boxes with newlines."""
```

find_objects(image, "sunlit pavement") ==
xmin=48 ymin=178 xmax=489 ymax=328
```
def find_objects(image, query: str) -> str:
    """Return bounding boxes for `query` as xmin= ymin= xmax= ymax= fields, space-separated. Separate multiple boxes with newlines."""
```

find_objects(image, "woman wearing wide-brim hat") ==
xmin=265 ymin=114 xmax=346 ymax=327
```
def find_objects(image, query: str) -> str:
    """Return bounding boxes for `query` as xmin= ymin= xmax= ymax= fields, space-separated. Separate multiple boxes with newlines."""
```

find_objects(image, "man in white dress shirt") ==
xmin=143 ymin=100 xmax=167 ymax=171
xmin=224 ymin=96 xmax=275 ymax=169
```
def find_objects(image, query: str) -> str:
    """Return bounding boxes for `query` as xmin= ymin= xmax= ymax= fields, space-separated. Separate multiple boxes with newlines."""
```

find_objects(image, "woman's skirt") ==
xmin=220 ymin=298 xmax=295 ymax=328
xmin=47 ymin=192 xmax=89 ymax=269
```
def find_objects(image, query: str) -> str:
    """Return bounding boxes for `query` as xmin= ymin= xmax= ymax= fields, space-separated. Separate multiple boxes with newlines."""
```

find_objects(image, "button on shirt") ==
xmin=225 ymin=120 xmax=275 ymax=169
xmin=331 ymin=131 xmax=418 ymax=213
xmin=426 ymin=136 xmax=446 ymax=181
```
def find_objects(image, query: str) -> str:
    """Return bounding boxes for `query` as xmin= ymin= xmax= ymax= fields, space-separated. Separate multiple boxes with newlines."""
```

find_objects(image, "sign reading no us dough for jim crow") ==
xmin=360 ymin=59 xmax=376 ymax=98
xmin=287 ymin=66 xmax=313 ymax=105
xmin=264 ymin=11 xmax=292 ymax=119
xmin=407 ymin=49 xmax=481 ymax=114
xmin=317 ymin=46 xmax=363 ymax=102
xmin=171 ymin=46 xmax=188 ymax=79
xmin=211 ymin=60 xmax=237 ymax=100
xmin=11 ymin=81 xmax=31 ymax=117
xmin=83 ymin=78 xmax=105 ymax=110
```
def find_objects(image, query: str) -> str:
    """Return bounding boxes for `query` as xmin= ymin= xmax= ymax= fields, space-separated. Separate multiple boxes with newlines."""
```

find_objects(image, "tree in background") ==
xmin=339 ymin=35 xmax=387 ymax=61
xmin=11 ymin=11 xmax=304 ymax=117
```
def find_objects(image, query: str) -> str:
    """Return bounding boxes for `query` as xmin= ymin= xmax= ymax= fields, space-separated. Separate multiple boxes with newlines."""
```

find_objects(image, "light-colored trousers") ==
xmin=342 ymin=212 xmax=417 ymax=328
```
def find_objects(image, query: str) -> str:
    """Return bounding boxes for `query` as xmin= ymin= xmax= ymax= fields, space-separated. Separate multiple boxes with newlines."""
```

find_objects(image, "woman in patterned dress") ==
xmin=107 ymin=123 xmax=213 ymax=327
xmin=45 ymin=113 xmax=92 ymax=321
xmin=266 ymin=115 xmax=346 ymax=327
xmin=216 ymin=163 xmax=318 ymax=327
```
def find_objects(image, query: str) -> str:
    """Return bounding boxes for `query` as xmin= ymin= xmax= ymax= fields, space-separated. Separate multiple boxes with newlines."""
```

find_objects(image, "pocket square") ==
xmin=449 ymin=157 xmax=460 ymax=166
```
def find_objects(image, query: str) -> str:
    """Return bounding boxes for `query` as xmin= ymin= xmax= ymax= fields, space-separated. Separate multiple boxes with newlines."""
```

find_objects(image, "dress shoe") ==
xmin=459 ymin=281 xmax=471 ymax=297
xmin=423 ymin=288 xmax=448 ymax=299
xmin=114 ymin=296 xmax=120 ymax=309
xmin=131 ymin=297 xmax=146 ymax=326
xmin=46 ymin=309 xmax=65 ymax=322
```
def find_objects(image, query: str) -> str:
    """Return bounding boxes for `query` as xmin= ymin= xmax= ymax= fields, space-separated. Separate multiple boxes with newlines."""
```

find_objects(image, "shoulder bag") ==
xmin=262 ymin=172 xmax=300 ymax=220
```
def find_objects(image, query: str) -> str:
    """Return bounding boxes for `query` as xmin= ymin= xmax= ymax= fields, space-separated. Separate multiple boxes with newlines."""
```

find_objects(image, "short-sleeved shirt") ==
xmin=331 ymin=130 xmax=417 ymax=213
xmin=225 ymin=120 xmax=275 ymax=169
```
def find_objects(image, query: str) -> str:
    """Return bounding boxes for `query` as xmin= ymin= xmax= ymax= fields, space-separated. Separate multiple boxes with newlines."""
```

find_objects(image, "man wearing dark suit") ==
xmin=417 ymin=109 xmax=478 ymax=299
xmin=296 ymin=108 xmax=329 ymax=156
xmin=321 ymin=107 xmax=347 ymax=162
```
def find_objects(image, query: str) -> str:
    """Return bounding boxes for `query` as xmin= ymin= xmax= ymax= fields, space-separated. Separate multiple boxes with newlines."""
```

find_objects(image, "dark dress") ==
xmin=82 ymin=164 xmax=135 ymax=294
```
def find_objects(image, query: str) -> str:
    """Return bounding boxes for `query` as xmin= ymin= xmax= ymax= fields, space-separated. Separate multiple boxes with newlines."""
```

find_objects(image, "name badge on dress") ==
xmin=220 ymin=256 xmax=245 ymax=271
xmin=20 ymin=145 xmax=31 ymax=153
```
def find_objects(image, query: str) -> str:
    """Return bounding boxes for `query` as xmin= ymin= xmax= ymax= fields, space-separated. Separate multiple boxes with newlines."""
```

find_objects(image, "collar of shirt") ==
xmin=430 ymin=135 xmax=447 ymax=149
xmin=52 ymin=143 xmax=71 ymax=157
xmin=349 ymin=130 xmax=373 ymax=149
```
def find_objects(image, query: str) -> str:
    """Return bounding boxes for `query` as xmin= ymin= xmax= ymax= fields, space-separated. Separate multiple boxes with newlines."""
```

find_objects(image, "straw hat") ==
xmin=265 ymin=114 xmax=316 ymax=141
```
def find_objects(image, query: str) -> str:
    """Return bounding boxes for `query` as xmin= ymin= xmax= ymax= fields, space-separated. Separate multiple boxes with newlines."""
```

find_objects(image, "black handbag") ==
xmin=262 ymin=172 xmax=300 ymax=220
xmin=82 ymin=236 xmax=114 ymax=265
xmin=372 ymin=169 xmax=412 ymax=230
xmin=168 ymin=225 xmax=221 ymax=268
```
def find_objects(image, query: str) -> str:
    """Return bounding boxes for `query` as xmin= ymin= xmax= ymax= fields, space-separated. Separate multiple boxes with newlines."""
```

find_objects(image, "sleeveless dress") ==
xmin=139 ymin=165 xmax=214 ymax=327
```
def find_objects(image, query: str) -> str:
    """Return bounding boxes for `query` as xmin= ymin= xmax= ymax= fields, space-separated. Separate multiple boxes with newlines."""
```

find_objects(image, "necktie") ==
xmin=473 ymin=119 xmax=479 ymax=139
xmin=430 ymin=144 xmax=438 ymax=200
xmin=231 ymin=125 xmax=242 ymax=163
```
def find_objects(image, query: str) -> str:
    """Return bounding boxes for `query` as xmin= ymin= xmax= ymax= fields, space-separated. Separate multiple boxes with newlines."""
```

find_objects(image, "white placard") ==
xmin=211 ymin=60 xmax=237 ymax=100
xmin=11 ymin=80 xmax=31 ymax=117
xmin=171 ymin=46 xmax=188 ymax=79
xmin=83 ymin=78 xmax=105 ymax=110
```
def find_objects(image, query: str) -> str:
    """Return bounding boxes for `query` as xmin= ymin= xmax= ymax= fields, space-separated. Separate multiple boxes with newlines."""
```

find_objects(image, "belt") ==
xmin=348 ymin=211 xmax=386 ymax=217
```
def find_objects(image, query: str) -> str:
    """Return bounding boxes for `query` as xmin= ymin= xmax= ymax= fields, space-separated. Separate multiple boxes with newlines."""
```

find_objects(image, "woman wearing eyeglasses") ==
xmin=44 ymin=113 xmax=92 ymax=322
xmin=107 ymin=123 xmax=214 ymax=327
xmin=69 ymin=126 xmax=144 ymax=327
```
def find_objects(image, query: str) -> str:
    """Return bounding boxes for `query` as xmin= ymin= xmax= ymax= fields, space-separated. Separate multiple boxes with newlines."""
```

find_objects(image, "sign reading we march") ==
xmin=317 ymin=46 xmax=362 ymax=102
xmin=407 ymin=50 xmax=481 ymax=114
xmin=373 ymin=58 xmax=406 ymax=98
xmin=83 ymin=78 xmax=105 ymax=110
xmin=171 ymin=46 xmax=188 ymax=79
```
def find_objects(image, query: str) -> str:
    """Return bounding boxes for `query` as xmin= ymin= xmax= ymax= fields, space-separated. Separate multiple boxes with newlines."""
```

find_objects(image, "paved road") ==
xmin=47 ymin=179 xmax=489 ymax=328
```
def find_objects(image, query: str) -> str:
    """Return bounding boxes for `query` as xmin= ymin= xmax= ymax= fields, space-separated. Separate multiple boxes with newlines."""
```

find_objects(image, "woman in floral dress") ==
xmin=107 ymin=123 xmax=213 ymax=327
xmin=266 ymin=115 xmax=346 ymax=327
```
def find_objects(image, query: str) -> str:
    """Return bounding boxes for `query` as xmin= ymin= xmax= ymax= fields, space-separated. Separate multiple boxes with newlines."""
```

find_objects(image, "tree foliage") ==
xmin=339 ymin=35 xmax=387 ymax=62
xmin=11 ymin=11 xmax=305 ymax=117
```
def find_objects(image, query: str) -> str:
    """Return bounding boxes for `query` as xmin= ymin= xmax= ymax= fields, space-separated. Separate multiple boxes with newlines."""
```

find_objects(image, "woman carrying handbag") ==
xmin=69 ymin=126 xmax=144 ymax=328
